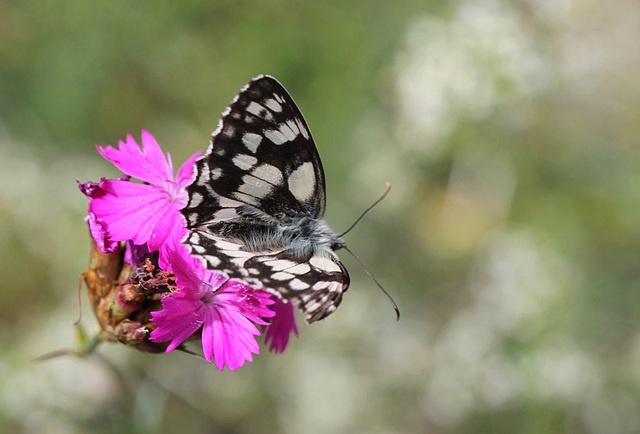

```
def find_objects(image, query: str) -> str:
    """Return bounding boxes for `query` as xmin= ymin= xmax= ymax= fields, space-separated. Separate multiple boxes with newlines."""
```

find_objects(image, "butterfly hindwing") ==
xmin=186 ymin=230 xmax=349 ymax=322
xmin=182 ymin=75 xmax=349 ymax=323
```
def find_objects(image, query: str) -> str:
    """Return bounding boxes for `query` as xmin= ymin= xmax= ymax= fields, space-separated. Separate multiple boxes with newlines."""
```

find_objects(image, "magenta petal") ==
xmin=160 ymin=241 xmax=210 ymax=297
xmin=147 ymin=206 xmax=187 ymax=252
xmin=150 ymin=297 xmax=204 ymax=351
xmin=141 ymin=130 xmax=173 ymax=174
xmin=85 ymin=212 xmax=119 ymax=253
xmin=79 ymin=181 xmax=119 ymax=252
xmin=263 ymin=297 xmax=299 ymax=353
xmin=89 ymin=179 xmax=173 ymax=246
xmin=97 ymin=131 xmax=174 ymax=186
xmin=215 ymin=288 xmax=275 ymax=325
xmin=175 ymin=152 xmax=202 ymax=186
xmin=202 ymin=305 xmax=261 ymax=370
xmin=124 ymin=241 xmax=149 ymax=266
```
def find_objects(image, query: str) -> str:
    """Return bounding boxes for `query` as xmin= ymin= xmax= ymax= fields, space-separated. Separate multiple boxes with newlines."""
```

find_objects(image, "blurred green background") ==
xmin=2 ymin=0 xmax=640 ymax=433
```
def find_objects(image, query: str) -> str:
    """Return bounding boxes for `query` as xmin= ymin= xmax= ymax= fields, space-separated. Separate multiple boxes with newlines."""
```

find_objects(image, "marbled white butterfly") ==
xmin=181 ymin=75 xmax=349 ymax=323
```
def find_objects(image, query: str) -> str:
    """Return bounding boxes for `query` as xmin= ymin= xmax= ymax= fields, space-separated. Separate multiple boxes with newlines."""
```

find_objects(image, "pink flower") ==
xmin=263 ymin=298 xmax=299 ymax=353
xmin=79 ymin=131 xmax=201 ymax=254
xmin=150 ymin=243 xmax=276 ymax=371
xmin=80 ymin=130 xmax=298 ymax=367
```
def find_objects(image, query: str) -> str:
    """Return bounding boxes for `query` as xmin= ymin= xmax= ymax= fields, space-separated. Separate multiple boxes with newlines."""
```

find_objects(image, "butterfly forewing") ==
xmin=182 ymin=75 xmax=349 ymax=323
xmin=188 ymin=76 xmax=326 ymax=225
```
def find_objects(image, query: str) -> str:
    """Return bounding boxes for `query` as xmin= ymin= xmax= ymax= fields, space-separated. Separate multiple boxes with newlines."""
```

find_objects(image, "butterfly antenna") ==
xmin=343 ymin=245 xmax=400 ymax=321
xmin=338 ymin=182 xmax=391 ymax=238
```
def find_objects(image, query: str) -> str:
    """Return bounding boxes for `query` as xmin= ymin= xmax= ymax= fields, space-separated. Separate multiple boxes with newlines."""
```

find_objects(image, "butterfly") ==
xmin=181 ymin=75 xmax=349 ymax=323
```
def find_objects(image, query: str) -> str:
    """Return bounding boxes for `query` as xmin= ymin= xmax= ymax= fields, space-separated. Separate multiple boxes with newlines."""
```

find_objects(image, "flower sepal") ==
xmin=84 ymin=239 xmax=179 ymax=353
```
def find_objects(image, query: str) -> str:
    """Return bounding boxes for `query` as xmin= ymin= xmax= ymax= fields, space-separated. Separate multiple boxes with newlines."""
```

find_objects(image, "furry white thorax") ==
xmin=208 ymin=216 xmax=344 ymax=260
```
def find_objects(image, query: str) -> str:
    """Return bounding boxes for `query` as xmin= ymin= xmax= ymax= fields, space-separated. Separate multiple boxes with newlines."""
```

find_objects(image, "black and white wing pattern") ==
xmin=181 ymin=75 xmax=349 ymax=323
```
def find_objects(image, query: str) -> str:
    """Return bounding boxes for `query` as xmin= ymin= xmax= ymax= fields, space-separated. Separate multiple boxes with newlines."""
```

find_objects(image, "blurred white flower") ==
xmin=394 ymin=0 xmax=549 ymax=154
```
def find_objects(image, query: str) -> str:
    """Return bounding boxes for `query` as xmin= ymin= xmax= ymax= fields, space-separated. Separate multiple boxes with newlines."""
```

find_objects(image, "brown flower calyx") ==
xmin=83 ymin=241 xmax=178 ymax=353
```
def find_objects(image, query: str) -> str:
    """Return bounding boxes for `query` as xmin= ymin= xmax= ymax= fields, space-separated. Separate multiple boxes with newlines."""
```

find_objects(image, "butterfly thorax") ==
xmin=205 ymin=217 xmax=344 ymax=260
